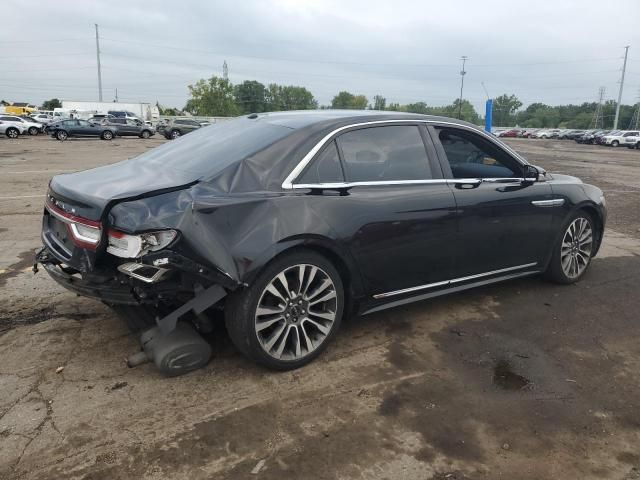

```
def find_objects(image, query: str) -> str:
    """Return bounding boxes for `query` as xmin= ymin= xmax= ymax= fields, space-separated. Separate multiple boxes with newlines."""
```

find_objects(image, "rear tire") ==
xmin=225 ymin=249 xmax=344 ymax=370
xmin=5 ymin=127 xmax=19 ymax=138
xmin=170 ymin=129 xmax=181 ymax=139
xmin=101 ymin=130 xmax=114 ymax=140
xmin=544 ymin=211 xmax=595 ymax=284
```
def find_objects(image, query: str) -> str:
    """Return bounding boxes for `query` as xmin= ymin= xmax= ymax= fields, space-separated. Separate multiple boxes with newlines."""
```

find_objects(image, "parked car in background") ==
xmin=624 ymin=133 xmax=640 ymax=149
xmin=36 ymin=111 xmax=607 ymax=375
xmin=0 ymin=114 xmax=44 ymax=135
xmin=558 ymin=130 xmax=584 ymax=140
xmin=106 ymin=118 xmax=156 ymax=138
xmin=108 ymin=111 xmax=142 ymax=122
xmin=602 ymin=131 xmax=639 ymax=147
xmin=30 ymin=113 xmax=54 ymax=125
xmin=533 ymin=129 xmax=561 ymax=139
xmin=0 ymin=120 xmax=26 ymax=138
xmin=48 ymin=119 xmax=118 ymax=141
xmin=162 ymin=118 xmax=202 ymax=139
xmin=497 ymin=129 xmax=520 ymax=138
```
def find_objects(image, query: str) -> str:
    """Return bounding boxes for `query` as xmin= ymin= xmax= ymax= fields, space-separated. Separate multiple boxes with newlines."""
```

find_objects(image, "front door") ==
xmin=430 ymin=125 xmax=555 ymax=278
xmin=293 ymin=124 xmax=458 ymax=297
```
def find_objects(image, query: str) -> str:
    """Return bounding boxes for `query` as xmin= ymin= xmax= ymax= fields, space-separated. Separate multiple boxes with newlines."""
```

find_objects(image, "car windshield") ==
xmin=126 ymin=117 xmax=293 ymax=178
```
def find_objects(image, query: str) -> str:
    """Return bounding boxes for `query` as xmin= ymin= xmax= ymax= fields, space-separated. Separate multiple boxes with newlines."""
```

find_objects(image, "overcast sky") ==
xmin=2 ymin=0 xmax=639 ymax=113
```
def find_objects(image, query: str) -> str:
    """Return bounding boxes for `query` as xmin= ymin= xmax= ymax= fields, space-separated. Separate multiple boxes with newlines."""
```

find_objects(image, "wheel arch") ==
xmin=575 ymin=202 xmax=604 ymax=256
xmin=240 ymin=235 xmax=365 ymax=312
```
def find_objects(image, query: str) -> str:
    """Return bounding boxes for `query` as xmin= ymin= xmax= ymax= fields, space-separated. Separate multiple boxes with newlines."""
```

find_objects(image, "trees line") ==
xmin=37 ymin=74 xmax=638 ymax=129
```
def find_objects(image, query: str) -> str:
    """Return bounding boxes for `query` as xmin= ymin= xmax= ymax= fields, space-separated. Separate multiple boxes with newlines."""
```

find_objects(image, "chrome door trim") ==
xmin=372 ymin=262 xmax=538 ymax=299
xmin=532 ymin=199 xmax=565 ymax=207
xmin=282 ymin=119 xmax=529 ymax=189
xmin=289 ymin=177 xmax=536 ymax=191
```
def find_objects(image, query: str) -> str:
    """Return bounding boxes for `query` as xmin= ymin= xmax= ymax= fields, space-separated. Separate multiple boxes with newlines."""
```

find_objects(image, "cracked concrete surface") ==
xmin=1 ymin=137 xmax=640 ymax=479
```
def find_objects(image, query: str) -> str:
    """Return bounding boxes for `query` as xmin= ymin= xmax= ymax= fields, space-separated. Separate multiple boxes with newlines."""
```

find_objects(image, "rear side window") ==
xmin=298 ymin=141 xmax=344 ymax=184
xmin=337 ymin=126 xmax=432 ymax=182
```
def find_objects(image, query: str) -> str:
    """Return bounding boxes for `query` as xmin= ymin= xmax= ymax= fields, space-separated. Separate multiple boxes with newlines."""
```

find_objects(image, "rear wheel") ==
xmin=225 ymin=250 xmax=344 ymax=370
xmin=28 ymin=126 xmax=39 ymax=136
xmin=545 ymin=211 xmax=595 ymax=284
xmin=56 ymin=130 xmax=68 ymax=141
xmin=5 ymin=127 xmax=19 ymax=138
xmin=101 ymin=130 xmax=114 ymax=140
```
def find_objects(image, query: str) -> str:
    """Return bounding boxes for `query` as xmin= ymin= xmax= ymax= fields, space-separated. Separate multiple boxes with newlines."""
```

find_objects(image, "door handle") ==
xmin=449 ymin=179 xmax=482 ymax=189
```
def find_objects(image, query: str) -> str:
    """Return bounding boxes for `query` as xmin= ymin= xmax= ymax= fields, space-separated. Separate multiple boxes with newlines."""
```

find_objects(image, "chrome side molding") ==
xmin=531 ymin=199 xmax=565 ymax=207
xmin=373 ymin=262 xmax=538 ymax=299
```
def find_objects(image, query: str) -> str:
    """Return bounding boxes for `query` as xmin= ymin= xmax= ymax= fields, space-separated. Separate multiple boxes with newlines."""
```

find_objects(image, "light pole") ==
xmin=458 ymin=56 xmax=468 ymax=119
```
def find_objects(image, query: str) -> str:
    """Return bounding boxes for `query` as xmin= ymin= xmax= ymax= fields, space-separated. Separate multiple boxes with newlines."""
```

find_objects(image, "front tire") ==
xmin=225 ymin=250 xmax=344 ymax=370
xmin=101 ymin=130 xmax=114 ymax=140
xmin=611 ymin=140 xmax=619 ymax=147
xmin=545 ymin=211 xmax=595 ymax=284
xmin=28 ymin=126 xmax=39 ymax=136
xmin=170 ymin=129 xmax=181 ymax=139
xmin=56 ymin=130 xmax=68 ymax=141
xmin=140 ymin=130 xmax=151 ymax=139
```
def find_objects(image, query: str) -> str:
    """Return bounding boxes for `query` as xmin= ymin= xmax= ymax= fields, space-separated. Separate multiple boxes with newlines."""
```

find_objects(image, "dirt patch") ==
xmin=0 ymin=250 xmax=35 ymax=289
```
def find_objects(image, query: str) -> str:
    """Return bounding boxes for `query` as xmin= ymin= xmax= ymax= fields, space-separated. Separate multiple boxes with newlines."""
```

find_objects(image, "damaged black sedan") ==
xmin=37 ymin=111 xmax=606 ymax=376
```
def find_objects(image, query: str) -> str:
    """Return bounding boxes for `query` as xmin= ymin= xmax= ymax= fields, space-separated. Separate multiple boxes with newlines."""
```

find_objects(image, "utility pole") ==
xmin=591 ymin=87 xmax=605 ymax=129
xmin=95 ymin=24 xmax=103 ymax=102
xmin=457 ymin=56 xmax=468 ymax=119
xmin=115 ymin=88 xmax=118 ymax=103
xmin=613 ymin=45 xmax=629 ymax=130
xmin=223 ymin=60 xmax=228 ymax=80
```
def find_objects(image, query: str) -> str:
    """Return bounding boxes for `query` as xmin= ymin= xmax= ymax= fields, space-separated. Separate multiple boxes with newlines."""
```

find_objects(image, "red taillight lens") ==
xmin=46 ymin=200 xmax=102 ymax=250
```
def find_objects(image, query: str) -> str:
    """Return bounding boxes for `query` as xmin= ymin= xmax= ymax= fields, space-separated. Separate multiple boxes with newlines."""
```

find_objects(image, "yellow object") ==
xmin=4 ymin=105 xmax=36 ymax=115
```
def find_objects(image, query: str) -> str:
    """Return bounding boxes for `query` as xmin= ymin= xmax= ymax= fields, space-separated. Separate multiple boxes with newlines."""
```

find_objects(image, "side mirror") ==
xmin=522 ymin=164 xmax=540 ymax=183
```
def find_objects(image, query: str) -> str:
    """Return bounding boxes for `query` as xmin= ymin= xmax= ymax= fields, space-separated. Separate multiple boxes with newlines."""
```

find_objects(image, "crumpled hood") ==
xmin=49 ymin=159 xmax=198 ymax=221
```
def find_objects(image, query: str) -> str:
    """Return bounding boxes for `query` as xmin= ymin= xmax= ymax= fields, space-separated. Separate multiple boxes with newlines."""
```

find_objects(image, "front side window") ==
xmin=297 ymin=140 xmax=344 ymax=184
xmin=337 ymin=125 xmax=432 ymax=182
xmin=437 ymin=128 xmax=522 ymax=179
xmin=78 ymin=120 xmax=90 ymax=127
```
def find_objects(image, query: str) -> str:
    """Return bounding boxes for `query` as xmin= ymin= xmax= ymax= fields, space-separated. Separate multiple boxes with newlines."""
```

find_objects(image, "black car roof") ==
xmin=252 ymin=109 xmax=475 ymax=130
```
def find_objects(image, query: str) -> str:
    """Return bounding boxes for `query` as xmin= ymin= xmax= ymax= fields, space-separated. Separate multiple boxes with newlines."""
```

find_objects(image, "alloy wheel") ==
xmin=560 ymin=217 xmax=593 ymax=279
xmin=7 ymin=128 xmax=18 ymax=138
xmin=254 ymin=264 xmax=338 ymax=361
xmin=171 ymin=130 xmax=181 ymax=139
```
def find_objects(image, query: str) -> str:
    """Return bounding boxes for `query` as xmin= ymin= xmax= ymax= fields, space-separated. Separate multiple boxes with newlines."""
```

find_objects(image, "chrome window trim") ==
xmin=282 ymin=119 xmax=528 ymax=189
xmin=372 ymin=262 xmax=538 ymax=299
xmin=288 ymin=177 xmax=535 ymax=190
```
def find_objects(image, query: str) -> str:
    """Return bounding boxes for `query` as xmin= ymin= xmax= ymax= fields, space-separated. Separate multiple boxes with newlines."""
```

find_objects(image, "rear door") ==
xmin=293 ymin=123 xmax=457 ymax=298
xmin=429 ymin=125 xmax=555 ymax=278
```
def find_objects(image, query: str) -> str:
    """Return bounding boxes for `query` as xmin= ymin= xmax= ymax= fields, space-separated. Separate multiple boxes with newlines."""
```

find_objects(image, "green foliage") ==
xmin=380 ymin=99 xmax=480 ymax=124
xmin=41 ymin=98 xmax=62 ymax=110
xmin=331 ymin=91 xmax=368 ymax=109
xmin=372 ymin=95 xmax=386 ymax=110
xmin=266 ymin=84 xmax=318 ymax=111
xmin=185 ymin=76 xmax=239 ymax=116
xmin=492 ymin=94 xmax=523 ymax=127
xmin=234 ymin=80 xmax=268 ymax=114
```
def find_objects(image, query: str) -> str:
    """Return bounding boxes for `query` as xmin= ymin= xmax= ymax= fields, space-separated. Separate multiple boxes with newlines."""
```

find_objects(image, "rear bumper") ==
xmin=41 ymin=260 xmax=142 ymax=305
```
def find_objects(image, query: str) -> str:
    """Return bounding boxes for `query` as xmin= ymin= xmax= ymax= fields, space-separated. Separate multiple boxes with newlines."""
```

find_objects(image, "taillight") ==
xmin=46 ymin=200 xmax=102 ymax=250
xmin=107 ymin=229 xmax=177 ymax=258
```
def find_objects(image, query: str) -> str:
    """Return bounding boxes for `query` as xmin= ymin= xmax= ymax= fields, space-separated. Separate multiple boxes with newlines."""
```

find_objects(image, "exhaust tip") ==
xmin=118 ymin=262 xmax=169 ymax=283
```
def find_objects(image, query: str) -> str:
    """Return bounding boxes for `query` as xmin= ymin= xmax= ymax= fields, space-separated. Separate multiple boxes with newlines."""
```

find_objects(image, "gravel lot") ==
xmin=1 ymin=134 xmax=639 ymax=480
